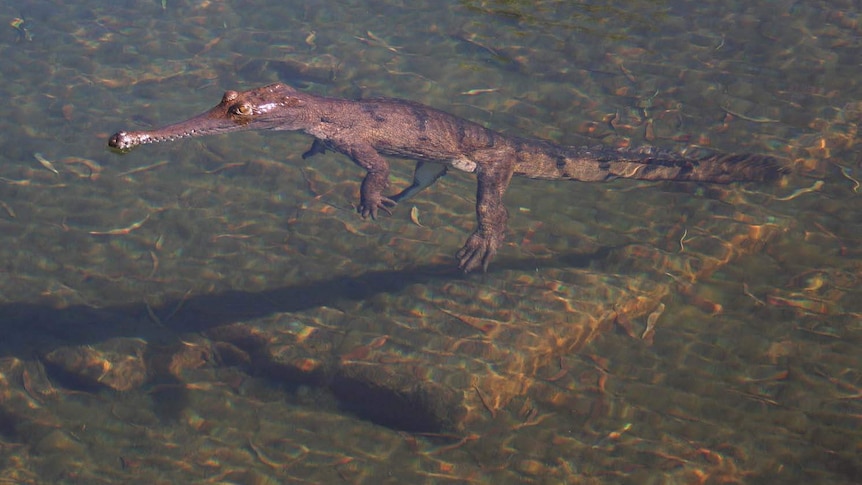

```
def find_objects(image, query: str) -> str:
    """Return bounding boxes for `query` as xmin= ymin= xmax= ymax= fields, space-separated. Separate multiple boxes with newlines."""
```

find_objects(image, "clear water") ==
xmin=0 ymin=0 xmax=860 ymax=483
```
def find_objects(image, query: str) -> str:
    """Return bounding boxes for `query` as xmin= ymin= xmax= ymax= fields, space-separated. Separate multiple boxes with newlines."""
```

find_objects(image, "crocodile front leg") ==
xmin=338 ymin=143 xmax=397 ymax=219
xmin=456 ymin=155 xmax=514 ymax=272
xmin=359 ymin=171 xmax=397 ymax=218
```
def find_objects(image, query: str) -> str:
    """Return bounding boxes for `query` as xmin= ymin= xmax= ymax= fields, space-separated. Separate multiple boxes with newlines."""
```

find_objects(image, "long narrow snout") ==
xmin=107 ymin=84 xmax=309 ymax=153
xmin=107 ymin=107 xmax=244 ymax=152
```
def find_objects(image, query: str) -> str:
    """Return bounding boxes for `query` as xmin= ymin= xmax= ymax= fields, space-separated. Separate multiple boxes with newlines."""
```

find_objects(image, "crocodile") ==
xmin=108 ymin=83 xmax=786 ymax=272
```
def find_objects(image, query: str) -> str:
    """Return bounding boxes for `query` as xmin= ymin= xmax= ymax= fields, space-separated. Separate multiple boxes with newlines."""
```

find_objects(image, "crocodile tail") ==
xmin=516 ymin=143 xmax=787 ymax=184
xmin=694 ymin=152 xmax=790 ymax=183
xmin=616 ymin=151 xmax=789 ymax=184
xmin=575 ymin=145 xmax=789 ymax=184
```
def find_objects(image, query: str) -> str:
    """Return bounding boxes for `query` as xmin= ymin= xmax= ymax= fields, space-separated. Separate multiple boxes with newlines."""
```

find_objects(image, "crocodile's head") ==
xmin=108 ymin=83 xmax=311 ymax=152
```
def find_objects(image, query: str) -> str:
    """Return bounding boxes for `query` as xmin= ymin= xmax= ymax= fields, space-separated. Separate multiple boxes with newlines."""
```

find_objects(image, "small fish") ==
xmin=409 ymin=206 xmax=423 ymax=227
xmin=33 ymin=153 xmax=59 ymax=175
xmin=460 ymin=88 xmax=499 ymax=96
xmin=365 ymin=30 xmax=400 ymax=53
xmin=89 ymin=214 xmax=150 ymax=236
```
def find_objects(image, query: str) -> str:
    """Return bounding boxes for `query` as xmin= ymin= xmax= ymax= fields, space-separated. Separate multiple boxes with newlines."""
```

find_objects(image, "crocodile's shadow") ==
xmin=0 ymin=249 xmax=610 ymax=358
xmin=0 ymin=248 xmax=610 ymax=431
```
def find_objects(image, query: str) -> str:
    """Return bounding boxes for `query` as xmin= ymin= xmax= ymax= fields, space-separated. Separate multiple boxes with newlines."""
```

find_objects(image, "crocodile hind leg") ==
xmin=456 ymin=154 xmax=514 ymax=272
xmin=390 ymin=161 xmax=448 ymax=203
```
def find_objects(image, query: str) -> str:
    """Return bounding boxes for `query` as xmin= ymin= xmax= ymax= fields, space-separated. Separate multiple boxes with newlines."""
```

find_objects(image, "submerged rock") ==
xmin=43 ymin=338 xmax=147 ymax=392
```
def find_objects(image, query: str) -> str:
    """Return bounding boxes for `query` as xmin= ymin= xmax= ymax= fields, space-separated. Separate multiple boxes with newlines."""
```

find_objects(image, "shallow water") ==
xmin=0 ymin=0 xmax=860 ymax=483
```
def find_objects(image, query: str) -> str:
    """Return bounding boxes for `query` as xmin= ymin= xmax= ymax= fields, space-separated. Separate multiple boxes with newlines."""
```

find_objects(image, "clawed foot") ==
xmin=358 ymin=195 xmax=397 ymax=219
xmin=455 ymin=231 xmax=502 ymax=273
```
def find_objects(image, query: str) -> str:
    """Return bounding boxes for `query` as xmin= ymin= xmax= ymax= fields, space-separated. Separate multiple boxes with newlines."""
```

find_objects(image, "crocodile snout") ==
xmin=108 ymin=131 xmax=139 ymax=151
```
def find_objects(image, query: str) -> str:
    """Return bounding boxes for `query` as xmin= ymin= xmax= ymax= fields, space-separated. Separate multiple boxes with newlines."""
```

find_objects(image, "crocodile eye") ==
xmin=230 ymin=103 xmax=252 ymax=116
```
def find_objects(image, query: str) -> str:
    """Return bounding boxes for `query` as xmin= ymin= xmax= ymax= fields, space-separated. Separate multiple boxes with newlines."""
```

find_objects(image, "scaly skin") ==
xmin=109 ymin=83 xmax=787 ymax=272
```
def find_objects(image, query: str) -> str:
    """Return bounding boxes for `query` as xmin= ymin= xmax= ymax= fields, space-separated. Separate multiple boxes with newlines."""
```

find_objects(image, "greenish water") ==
xmin=0 ymin=0 xmax=860 ymax=483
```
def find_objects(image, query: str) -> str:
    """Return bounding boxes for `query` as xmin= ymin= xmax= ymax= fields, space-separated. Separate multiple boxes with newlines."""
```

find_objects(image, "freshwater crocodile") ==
xmin=108 ymin=83 xmax=786 ymax=272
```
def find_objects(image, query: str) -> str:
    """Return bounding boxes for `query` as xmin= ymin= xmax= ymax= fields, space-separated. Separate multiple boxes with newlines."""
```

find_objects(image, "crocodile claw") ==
xmin=455 ymin=231 xmax=501 ymax=273
xmin=358 ymin=196 xmax=397 ymax=219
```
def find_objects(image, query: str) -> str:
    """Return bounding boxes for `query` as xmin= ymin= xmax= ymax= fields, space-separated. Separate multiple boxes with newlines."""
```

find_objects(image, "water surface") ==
xmin=0 ymin=0 xmax=860 ymax=483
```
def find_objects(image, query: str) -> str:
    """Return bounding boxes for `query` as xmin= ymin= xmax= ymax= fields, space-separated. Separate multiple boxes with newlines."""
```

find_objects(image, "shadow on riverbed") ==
xmin=0 ymin=248 xmax=609 ymax=360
